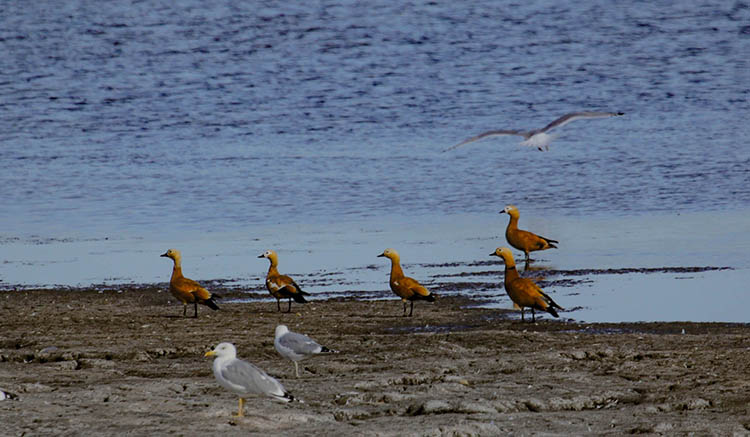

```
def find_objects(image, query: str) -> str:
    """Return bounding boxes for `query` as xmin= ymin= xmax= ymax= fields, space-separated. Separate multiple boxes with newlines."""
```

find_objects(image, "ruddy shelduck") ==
xmin=258 ymin=250 xmax=310 ymax=313
xmin=500 ymin=205 xmax=558 ymax=268
xmin=490 ymin=247 xmax=563 ymax=322
xmin=160 ymin=249 xmax=219 ymax=318
xmin=378 ymin=248 xmax=435 ymax=317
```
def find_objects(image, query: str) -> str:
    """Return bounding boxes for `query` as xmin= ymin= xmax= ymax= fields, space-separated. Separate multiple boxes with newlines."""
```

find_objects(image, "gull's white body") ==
xmin=520 ymin=132 xmax=557 ymax=150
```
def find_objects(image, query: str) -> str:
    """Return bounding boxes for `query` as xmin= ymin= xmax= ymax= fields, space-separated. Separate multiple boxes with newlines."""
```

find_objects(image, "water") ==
xmin=1 ymin=1 xmax=749 ymax=322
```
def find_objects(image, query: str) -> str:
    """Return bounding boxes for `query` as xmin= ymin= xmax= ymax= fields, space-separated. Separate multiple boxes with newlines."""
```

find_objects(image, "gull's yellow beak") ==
xmin=204 ymin=350 xmax=216 ymax=357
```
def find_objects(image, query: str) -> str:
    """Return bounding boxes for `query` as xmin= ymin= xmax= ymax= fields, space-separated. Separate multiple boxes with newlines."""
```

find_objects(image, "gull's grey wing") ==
xmin=540 ymin=111 xmax=624 ymax=133
xmin=221 ymin=359 xmax=288 ymax=400
xmin=443 ymin=129 xmax=527 ymax=152
xmin=279 ymin=332 xmax=323 ymax=355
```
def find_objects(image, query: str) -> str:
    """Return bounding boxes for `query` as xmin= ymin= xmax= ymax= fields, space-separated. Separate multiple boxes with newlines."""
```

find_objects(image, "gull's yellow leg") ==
xmin=235 ymin=397 xmax=245 ymax=417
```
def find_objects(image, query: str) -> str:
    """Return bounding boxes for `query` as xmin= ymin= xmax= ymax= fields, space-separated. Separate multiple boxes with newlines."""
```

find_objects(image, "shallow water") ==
xmin=1 ymin=1 xmax=749 ymax=322
xmin=1 ymin=211 xmax=748 ymax=323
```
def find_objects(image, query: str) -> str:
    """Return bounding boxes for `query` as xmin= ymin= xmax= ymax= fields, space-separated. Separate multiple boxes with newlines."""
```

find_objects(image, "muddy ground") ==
xmin=1 ymin=288 xmax=748 ymax=436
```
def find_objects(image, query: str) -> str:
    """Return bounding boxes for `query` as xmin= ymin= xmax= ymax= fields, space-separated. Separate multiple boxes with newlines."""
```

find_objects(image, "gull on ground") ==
xmin=274 ymin=325 xmax=338 ymax=377
xmin=205 ymin=342 xmax=297 ymax=417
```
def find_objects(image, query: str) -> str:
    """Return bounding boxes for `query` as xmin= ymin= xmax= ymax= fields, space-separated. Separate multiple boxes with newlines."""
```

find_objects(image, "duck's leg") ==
xmin=287 ymin=298 xmax=292 ymax=313
xmin=183 ymin=303 xmax=187 ymax=317
xmin=277 ymin=298 xmax=281 ymax=312
xmin=520 ymin=307 xmax=525 ymax=322
xmin=193 ymin=301 xmax=199 ymax=318
xmin=531 ymin=308 xmax=536 ymax=323
xmin=408 ymin=301 xmax=414 ymax=317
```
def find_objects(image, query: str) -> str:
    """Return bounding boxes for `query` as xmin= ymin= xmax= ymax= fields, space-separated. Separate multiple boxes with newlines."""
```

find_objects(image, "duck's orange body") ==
xmin=378 ymin=248 xmax=435 ymax=317
xmin=160 ymin=249 xmax=219 ymax=318
xmin=490 ymin=247 xmax=562 ymax=322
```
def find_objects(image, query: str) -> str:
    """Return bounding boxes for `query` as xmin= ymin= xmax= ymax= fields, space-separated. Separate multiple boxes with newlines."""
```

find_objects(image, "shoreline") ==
xmin=1 ymin=288 xmax=748 ymax=435
xmin=2 ymin=209 xmax=749 ymax=324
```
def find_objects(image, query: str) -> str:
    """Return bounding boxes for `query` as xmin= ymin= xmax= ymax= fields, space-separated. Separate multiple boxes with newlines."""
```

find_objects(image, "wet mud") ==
xmin=1 ymin=288 xmax=748 ymax=436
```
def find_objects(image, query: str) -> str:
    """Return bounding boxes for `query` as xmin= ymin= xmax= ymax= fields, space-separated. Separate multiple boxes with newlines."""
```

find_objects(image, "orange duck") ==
xmin=490 ymin=247 xmax=563 ymax=322
xmin=258 ymin=250 xmax=310 ymax=313
xmin=500 ymin=205 xmax=558 ymax=268
xmin=378 ymin=248 xmax=435 ymax=317
xmin=160 ymin=249 xmax=219 ymax=318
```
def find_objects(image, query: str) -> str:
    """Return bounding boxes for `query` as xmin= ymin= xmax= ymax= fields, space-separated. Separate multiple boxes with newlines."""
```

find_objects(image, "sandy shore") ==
xmin=1 ymin=288 xmax=748 ymax=436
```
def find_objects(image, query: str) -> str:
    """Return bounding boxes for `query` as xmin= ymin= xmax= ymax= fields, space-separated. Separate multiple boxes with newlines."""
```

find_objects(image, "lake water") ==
xmin=1 ymin=1 xmax=749 ymax=322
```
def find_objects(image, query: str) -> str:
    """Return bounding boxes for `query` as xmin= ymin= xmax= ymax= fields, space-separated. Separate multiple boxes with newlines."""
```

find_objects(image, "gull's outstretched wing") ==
xmin=540 ymin=111 xmax=624 ymax=133
xmin=443 ymin=130 xmax=527 ymax=152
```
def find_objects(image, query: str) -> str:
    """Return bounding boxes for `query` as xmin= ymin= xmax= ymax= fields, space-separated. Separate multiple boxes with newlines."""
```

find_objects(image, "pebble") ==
xmin=458 ymin=401 xmax=497 ymax=415
xmin=408 ymin=399 xmax=452 ymax=415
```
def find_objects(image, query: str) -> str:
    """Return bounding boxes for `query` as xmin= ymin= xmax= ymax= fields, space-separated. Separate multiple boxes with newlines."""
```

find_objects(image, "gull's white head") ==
xmin=275 ymin=325 xmax=289 ymax=338
xmin=204 ymin=342 xmax=237 ymax=359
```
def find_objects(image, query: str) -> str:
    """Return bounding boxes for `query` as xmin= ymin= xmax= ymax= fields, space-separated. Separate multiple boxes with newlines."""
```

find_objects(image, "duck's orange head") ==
xmin=489 ymin=247 xmax=515 ymax=264
xmin=499 ymin=205 xmax=520 ymax=218
xmin=377 ymin=248 xmax=400 ymax=261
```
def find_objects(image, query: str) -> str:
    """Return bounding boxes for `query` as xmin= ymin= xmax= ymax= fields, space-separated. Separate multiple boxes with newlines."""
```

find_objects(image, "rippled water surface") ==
xmin=1 ymin=1 xmax=749 ymax=322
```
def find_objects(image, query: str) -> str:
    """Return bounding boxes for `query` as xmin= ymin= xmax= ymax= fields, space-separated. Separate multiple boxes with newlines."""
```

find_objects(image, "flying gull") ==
xmin=444 ymin=111 xmax=624 ymax=152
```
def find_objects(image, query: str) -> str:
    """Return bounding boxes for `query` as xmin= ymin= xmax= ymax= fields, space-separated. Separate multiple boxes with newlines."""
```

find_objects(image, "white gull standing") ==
xmin=204 ymin=342 xmax=297 ymax=417
xmin=444 ymin=111 xmax=624 ymax=152
xmin=274 ymin=325 xmax=338 ymax=378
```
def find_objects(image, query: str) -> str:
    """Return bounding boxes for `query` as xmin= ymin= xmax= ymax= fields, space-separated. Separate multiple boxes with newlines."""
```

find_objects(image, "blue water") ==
xmin=1 ymin=1 xmax=749 ymax=322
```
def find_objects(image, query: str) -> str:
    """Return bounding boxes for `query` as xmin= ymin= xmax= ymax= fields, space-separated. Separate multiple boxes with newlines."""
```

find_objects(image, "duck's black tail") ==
xmin=540 ymin=291 xmax=563 ymax=317
xmin=203 ymin=297 xmax=220 ymax=311
xmin=542 ymin=236 xmax=559 ymax=249
xmin=292 ymin=292 xmax=308 ymax=303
